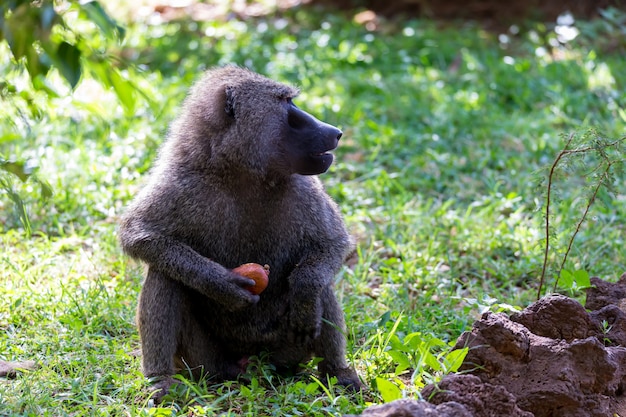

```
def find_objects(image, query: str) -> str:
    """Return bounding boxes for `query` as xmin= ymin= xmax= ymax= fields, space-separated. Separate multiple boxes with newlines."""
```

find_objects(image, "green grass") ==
xmin=1 ymin=4 xmax=626 ymax=415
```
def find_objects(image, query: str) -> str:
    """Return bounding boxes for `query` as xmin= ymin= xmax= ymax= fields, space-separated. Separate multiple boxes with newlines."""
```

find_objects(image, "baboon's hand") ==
xmin=219 ymin=272 xmax=260 ymax=311
xmin=227 ymin=272 xmax=257 ymax=289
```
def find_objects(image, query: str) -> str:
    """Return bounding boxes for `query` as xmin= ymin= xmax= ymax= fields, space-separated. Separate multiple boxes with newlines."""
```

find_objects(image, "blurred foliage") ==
xmin=0 ymin=0 xmax=125 ymax=90
xmin=0 ymin=0 xmax=153 ymax=231
xmin=0 ymin=157 xmax=52 ymax=236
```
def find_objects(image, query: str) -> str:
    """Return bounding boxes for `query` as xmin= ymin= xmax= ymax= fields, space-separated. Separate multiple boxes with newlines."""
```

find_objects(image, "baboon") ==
xmin=118 ymin=66 xmax=361 ymax=399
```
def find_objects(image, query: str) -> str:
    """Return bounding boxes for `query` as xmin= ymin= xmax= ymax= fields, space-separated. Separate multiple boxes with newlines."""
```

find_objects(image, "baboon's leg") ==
xmin=138 ymin=269 xmax=242 ymax=383
xmin=174 ymin=310 xmax=243 ymax=381
xmin=136 ymin=269 xmax=188 ymax=401
xmin=137 ymin=269 xmax=183 ymax=380
xmin=315 ymin=287 xmax=361 ymax=389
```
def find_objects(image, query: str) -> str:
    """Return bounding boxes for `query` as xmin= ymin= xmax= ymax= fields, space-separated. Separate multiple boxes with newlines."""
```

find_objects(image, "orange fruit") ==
xmin=233 ymin=263 xmax=270 ymax=295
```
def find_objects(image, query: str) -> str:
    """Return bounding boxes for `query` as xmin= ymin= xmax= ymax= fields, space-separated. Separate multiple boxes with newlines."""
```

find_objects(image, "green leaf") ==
xmin=376 ymin=377 xmax=402 ymax=403
xmin=0 ymin=132 xmax=21 ymax=145
xmin=79 ymin=1 xmax=125 ymax=40
xmin=3 ymin=3 xmax=54 ymax=80
xmin=387 ymin=350 xmax=411 ymax=374
xmin=304 ymin=382 xmax=320 ymax=395
xmin=0 ymin=177 xmax=31 ymax=236
xmin=559 ymin=269 xmax=574 ymax=289
xmin=402 ymin=332 xmax=423 ymax=351
xmin=389 ymin=334 xmax=411 ymax=353
xmin=378 ymin=311 xmax=392 ymax=328
xmin=573 ymin=269 xmax=591 ymax=288
xmin=109 ymin=68 xmax=136 ymax=115
xmin=423 ymin=351 xmax=441 ymax=372
xmin=3 ymin=4 xmax=34 ymax=59
xmin=31 ymin=74 xmax=60 ymax=97
xmin=147 ymin=407 xmax=174 ymax=416
xmin=39 ymin=178 xmax=53 ymax=199
xmin=442 ymin=347 xmax=468 ymax=373
xmin=1 ymin=159 xmax=32 ymax=182
xmin=239 ymin=385 xmax=251 ymax=397
xmin=56 ymin=41 xmax=82 ymax=88
xmin=0 ymin=158 xmax=52 ymax=199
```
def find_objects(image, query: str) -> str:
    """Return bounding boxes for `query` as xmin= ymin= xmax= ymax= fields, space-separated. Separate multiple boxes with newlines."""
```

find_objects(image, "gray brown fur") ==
xmin=118 ymin=66 xmax=360 ymax=399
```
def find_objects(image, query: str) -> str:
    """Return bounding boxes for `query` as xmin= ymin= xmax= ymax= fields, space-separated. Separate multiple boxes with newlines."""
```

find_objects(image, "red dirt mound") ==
xmin=351 ymin=273 xmax=626 ymax=417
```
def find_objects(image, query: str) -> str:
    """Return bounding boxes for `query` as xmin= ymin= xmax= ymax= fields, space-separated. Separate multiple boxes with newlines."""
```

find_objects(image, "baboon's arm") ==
xmin=286 ymin=243 xmax=346 ymax=343
xmin=121 ymin=229 xmax=259 ymax=310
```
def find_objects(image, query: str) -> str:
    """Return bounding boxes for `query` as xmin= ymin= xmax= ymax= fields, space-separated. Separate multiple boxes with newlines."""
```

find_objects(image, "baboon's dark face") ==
xmin=282 ymin=98 xmax=342 ymax=175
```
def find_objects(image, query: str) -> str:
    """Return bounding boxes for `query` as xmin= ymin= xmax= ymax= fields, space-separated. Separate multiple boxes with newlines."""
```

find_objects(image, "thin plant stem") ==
xmin=537 ymin=133 xmax=574 ymax=299
xmin=552 ymin=162 xmax=611 ymax=292
xmin=538 ymin=134 xmax=626 ymax=299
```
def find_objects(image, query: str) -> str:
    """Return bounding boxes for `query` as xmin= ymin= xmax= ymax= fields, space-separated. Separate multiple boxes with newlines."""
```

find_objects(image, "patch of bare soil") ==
xmin=123 ymin=0 xmax=626 ymax=29
xmin=315 ymin=0 xmax=624 ymax=26
xmin=350 ymin=273 xmax=626 ymax=417
xmin=0 ymin=360 xmax=37 ymax=378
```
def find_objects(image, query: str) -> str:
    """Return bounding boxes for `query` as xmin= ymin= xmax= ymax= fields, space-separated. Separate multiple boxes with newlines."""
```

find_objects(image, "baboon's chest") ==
xmin=201 ymin=194 xmax=312 ymax=263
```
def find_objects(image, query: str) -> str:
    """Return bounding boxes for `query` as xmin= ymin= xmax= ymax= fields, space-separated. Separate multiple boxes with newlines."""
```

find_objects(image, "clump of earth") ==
xmin=349 ymin=273 xmax=626 ymax=417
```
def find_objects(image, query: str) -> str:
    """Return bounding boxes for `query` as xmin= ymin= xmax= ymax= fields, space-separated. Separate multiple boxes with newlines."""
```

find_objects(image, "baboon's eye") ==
xmin=287 ymin=106 xmax=306 ymax=129
xmin=286 ymin=97 xmax=298 ymax=108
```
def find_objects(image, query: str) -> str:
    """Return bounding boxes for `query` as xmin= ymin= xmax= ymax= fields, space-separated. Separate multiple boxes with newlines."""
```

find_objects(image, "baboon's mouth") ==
xmin=311 ymin=146 xmax=337 ymax=158
xmin=310 ymin=151 xmax=335 ymax=162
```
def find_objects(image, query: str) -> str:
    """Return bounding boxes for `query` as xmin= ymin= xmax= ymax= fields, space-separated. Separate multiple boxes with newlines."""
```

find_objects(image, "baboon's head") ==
xmin=279 ymin=97 xmax=343 ymax=175
xmin=184 ymin=66 xmax=342 ymax=177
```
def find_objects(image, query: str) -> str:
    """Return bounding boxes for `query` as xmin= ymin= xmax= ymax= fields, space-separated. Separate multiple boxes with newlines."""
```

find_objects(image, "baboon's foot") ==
xmin=320 ymin=365 xmax=362 ymax=391
xmin=148 ymin=376 xmax=178 ymax=403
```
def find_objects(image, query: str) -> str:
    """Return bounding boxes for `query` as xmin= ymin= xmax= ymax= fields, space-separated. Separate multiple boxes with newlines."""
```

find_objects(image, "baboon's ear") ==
xmin=224 ymin=86 xmax=236 ymax=118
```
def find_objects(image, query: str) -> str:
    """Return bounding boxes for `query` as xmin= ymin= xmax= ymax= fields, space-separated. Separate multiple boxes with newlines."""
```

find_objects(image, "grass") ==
xmin=1 ymin=3 xmax=626 ymax=415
